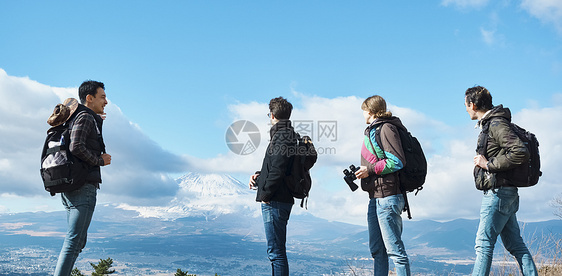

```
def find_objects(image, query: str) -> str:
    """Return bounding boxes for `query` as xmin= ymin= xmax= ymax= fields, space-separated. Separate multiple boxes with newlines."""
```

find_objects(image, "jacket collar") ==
xmin=270 ymin=119 xmax=292 ymax=139
xmin=476 ymin=104 xmax=510 ymax=129
xmin=365 ymin=116 xmax=406 ymax=135
xmin=476 ymin=109 xmax=493 ymax=129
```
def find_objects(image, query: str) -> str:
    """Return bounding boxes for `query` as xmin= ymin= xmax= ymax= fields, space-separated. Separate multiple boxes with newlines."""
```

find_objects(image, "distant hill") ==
xmin=1 ymin=172 xmax=560 ymax=275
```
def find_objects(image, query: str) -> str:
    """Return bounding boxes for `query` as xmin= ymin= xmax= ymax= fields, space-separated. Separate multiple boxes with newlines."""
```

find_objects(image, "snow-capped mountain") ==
xmin=2 ymin=171 xmax=561 ymax=275
xmin=118 ymin=172 xmax=259 ymax=220
xmin=175 ymin=172 xmax=252 ymax=198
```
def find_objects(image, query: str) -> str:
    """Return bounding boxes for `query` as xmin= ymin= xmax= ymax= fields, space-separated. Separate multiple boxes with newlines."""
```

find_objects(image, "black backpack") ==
xmin=285 ymin=134 xmax=318 ymax=208
xmin=374 ymin=122 xmax=427 ymax=219
xmin=40 ymin=111 xmax=90 ymax=196
xmin=478 ymin=118 xmax=541 ymax=189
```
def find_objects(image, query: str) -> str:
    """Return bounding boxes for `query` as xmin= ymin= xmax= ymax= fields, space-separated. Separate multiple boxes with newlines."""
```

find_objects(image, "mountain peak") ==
xmin=119 ymin=172 xmax=258 ymax=221
xmin=176 ymin=172 xmax=251 ymax=198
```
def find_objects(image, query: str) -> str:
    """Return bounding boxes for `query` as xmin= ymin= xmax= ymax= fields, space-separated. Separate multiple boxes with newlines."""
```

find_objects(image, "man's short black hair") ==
xmin=79 ymin=80 xmax=105 ymax=104
xmin=465 ymin=85 xmax=493 ymax=111
xmin=269 ymin=97 xmax=293 ymax=120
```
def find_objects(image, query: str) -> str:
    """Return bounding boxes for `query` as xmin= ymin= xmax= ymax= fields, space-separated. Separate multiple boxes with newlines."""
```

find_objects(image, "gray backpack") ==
xmin=40 ymin=111 xmax=90 ymax=195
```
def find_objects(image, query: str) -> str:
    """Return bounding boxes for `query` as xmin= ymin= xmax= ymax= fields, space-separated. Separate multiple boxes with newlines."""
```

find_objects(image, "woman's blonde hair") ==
xmin=362 ymin=95 xmax=392 ymax=118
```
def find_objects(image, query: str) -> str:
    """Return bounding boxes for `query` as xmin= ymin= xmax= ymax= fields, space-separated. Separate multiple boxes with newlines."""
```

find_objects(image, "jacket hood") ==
xmin=480 ymin=104 xmax=511 ymax=125
xmin=366 ymin=116 xmax=407 ymax=135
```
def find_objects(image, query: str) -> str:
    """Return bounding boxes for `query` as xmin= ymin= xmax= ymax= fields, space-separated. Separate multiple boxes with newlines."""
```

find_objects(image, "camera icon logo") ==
xmin=225 ymin=120 xmax=261 ymax=155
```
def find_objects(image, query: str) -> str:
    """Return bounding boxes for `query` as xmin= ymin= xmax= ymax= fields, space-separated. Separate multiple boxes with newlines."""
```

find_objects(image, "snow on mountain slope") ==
xmin=176 ymin=172 xmax=252 ymax=198
xmin=118 ymin=172 xmax=260 ymax=220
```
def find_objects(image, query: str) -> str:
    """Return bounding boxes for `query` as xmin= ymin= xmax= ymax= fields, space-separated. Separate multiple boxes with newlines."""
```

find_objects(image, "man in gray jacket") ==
xmin=464 ymin=85 xmax=537 ymax=276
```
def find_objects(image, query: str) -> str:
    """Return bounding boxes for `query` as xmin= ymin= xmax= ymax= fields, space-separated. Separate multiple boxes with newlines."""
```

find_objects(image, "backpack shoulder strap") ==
xmin=372 ymin=122 xmax=387 ymax=158
xmin=296 ymin=132 xmax=306 ymax=165
xmin=477 ymin=117 xmax=508 ymax=157
xmin=68 ymin=110 xmax=106 ymax=154
xmin=477 ymin=119 xmax=492 ymax=156
xmin=66 ymin=110 xmax=88 ymax=128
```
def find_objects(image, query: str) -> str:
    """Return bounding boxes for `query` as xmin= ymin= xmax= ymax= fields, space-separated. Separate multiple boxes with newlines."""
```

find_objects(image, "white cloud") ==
xmin=187 ymin=92 xmax=460 ymax=225
xmin=521 ymin=0 xmax=562 ymax=33
xmin=197 ymin=92 xmax=450 ymax=173
xmin=442 ymin=0 xmax=490 ymax=9
xmin=0 ymin=69 xmax=191 ymax=209
xmin=481 ymin=27 xmax=496 ymax=45
xmin=1 ymin=69 xmax=561 ymax=226
xmin=479 ymin=12 xmax=507 ymax=47
xmin=216 ymin=92 xmax=562 ymax=225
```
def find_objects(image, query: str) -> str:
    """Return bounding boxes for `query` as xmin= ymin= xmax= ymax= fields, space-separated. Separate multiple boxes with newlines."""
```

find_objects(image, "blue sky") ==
xmin=1 ymin=0 xmax=562 ymax=225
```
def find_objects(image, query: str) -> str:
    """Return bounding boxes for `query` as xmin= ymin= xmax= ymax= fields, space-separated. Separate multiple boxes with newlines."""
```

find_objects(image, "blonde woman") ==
xmin=355 ymin=95 xmax=411 ymax=276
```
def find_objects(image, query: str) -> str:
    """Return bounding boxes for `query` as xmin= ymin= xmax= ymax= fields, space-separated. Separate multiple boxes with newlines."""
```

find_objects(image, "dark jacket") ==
xmin=255 ymin=119 xmax=296 ymax=204
xmin=69 ymin=104 xmax=106 ymax=184
xmin=474 ymin=105 xmax=529 ymax=189
xmin=360 ymin=116 xmax=406 ymax=199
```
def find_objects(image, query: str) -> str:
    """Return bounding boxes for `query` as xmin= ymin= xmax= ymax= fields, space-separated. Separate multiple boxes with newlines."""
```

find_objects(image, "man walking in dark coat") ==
xmin=464 ymin=85 xmax=537 ymax=276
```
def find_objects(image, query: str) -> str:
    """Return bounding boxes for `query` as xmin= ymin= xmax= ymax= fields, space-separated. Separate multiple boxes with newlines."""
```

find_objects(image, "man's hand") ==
xmin=474 ymin=154 xmax=488 ymax=170
xmin=355 ymin=165 xmax=370 ymax=179
xmin=249 ymin=173 xmax=259 ymax=189
xmin=101 ymin=153 xmax=112 ymax=166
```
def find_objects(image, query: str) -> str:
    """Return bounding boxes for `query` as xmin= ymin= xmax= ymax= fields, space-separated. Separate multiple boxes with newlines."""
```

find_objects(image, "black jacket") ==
xmin=255 ymin=119 xmax=296 ymax=204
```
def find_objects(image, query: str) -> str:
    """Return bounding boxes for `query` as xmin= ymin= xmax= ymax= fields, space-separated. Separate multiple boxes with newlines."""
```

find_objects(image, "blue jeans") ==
xmin=368 ymin=194 xmax=411 ymax=276
xmin=472 ymin=186 xmax=538 ymax=276
xmin=262 ymin=201 xmax=293 ymax=276
xmin=54 ymin=184 xmax=97 ymax=276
